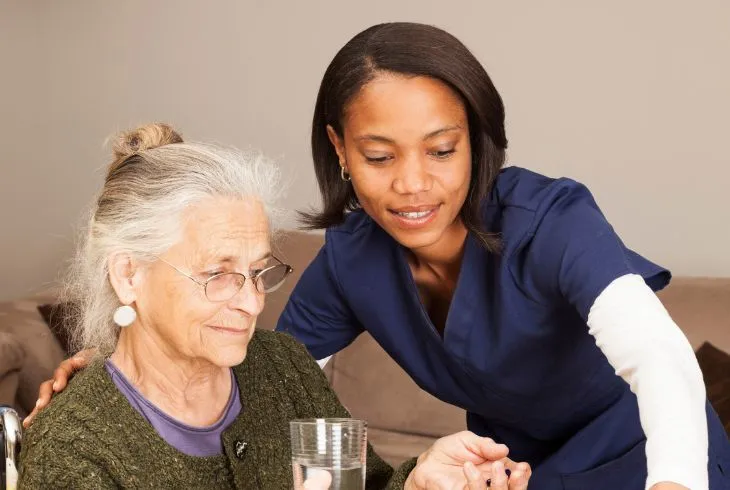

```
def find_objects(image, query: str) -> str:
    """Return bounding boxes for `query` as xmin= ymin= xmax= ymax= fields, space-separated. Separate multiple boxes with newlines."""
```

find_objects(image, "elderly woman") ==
xmin=19 ymin=124 xmax=530 ymax=489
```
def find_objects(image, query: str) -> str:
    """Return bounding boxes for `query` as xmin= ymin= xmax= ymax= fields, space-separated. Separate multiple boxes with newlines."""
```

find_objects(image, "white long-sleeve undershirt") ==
xmin=588 ymin=273 xmax=708 ymax=490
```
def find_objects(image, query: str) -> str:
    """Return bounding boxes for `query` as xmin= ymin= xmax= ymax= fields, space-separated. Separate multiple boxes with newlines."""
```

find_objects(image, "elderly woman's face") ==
xmin=135 ymin=197 xmax=269 ymax=367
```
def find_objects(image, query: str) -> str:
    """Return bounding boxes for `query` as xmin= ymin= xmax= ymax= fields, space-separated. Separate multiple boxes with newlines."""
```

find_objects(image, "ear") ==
xmin=107 ymin=252 xmax=143 ymax=305
xmin=326 ymin=125 xmax=348 ymax=171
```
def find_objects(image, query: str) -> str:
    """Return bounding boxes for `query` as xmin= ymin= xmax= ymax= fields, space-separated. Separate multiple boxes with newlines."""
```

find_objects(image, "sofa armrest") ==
xmin=0 ymin=298 xmax=65 ymax=415
xmin=0 ymin=332 xmax=25 ymax=411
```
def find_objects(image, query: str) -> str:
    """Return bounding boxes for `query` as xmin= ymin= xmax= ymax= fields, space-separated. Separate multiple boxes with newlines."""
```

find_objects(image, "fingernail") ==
xmin=36 ymin=399 xmax=42 ymax=407
xmin=53 ymin=381 xmax=59 ymax=390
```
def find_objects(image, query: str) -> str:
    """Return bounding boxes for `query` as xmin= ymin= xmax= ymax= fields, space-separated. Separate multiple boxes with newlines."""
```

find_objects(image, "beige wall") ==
xmin=1 ymin=0 xmax=728 ymax=301
xmin=0 ymin=2 xmax=59 ymax=300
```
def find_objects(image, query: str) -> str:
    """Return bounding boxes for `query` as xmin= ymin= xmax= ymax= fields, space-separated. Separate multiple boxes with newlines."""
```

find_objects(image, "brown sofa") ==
xmin=1 ymin=230 xmax=729 ymax=467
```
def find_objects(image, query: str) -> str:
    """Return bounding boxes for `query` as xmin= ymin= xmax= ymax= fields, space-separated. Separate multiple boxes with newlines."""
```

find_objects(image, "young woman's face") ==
xmin=328 ymin=74 xmax=472 ymax=253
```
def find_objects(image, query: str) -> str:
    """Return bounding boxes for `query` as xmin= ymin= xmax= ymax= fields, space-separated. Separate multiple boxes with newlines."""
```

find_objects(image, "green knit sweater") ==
xmin=19 ymin=330 xmax=416 ymax=489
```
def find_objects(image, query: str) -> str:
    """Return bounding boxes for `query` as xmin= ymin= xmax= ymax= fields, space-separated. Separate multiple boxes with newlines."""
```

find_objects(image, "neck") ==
xmin=408 ymin=219 xmax=469 ymax=283
xmin=110 ymin=323 xmax=232 ymax=426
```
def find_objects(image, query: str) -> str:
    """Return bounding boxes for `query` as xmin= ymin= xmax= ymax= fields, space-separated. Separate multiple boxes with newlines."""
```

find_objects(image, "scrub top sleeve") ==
xmin=275 ymin=239 xmax=364 ymax=360
xmin=522 ymin=180 xmax=671 ymax=320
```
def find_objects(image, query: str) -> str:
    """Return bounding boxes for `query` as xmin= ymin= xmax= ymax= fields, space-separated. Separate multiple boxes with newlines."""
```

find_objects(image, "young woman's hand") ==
xmin=404 ymin=431 xmax=531 ymax=489
xmin=22 ymin=349 xmax=95 ymax=428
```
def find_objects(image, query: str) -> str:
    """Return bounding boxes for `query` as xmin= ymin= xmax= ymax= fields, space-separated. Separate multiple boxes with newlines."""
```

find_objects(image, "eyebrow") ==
xmin=205 ymin=251 xmax=272 ymax=268
xmin=251 ymin=252 xmax=273 ymax=265
xmin=356 ymin=125 xmax=463 ymax=144
xmin=424 ymin=125 xmax=463 ymax=139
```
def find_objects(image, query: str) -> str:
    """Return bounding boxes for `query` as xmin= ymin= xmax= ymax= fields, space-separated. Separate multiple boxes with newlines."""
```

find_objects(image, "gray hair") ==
xmin=64 ymin=123 xmax=284 ymax=353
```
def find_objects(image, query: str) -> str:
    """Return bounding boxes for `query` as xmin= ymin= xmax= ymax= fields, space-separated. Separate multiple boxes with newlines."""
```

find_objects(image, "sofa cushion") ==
xmin=657 ymin=277 xmax=730 ymax=353
xmin=0 ymin=331 xmax=25 ymax=373
xmin=329 ymin=333 xmax=465 ymax=437
xmin=367 ymin=427 xmax=435 ymax=467
xmin=37 ymin=302 xmax=76 ymax=355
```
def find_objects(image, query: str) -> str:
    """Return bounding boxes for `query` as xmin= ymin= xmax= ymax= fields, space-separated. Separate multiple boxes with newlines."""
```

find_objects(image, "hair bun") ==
xmin=112 ymin=123 xmax=183 ymax=162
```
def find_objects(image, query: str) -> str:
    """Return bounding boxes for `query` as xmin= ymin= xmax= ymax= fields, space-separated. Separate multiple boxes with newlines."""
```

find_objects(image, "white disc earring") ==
xmin=113 ymin=305 xmax=137 ymax=327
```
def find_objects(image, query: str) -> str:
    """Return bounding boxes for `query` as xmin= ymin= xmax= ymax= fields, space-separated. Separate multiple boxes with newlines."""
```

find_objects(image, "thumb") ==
xmin=473 ymin=437 xmax=509 ymax=461
xmin=302 ymin=469 xmax=332 ymax=490
xmin=448 ymin=432 xmax=509 ymax=462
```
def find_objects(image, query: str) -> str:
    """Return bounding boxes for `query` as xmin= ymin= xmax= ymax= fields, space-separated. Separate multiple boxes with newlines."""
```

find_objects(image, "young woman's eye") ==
xmin=430 ymin=149 xmax=456 ymax=159
xmin=364 ymin=154 xmax=392 ymax=164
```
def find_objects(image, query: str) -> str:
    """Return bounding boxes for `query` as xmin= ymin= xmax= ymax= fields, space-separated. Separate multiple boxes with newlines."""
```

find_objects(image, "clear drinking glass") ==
xmin=290 ymin=418 xmax=367 ymax=490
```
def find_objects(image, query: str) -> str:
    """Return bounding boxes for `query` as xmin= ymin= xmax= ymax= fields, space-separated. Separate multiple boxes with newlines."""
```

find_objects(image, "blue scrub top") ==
xmin=277 ymin=167 xmax=730 ymax=489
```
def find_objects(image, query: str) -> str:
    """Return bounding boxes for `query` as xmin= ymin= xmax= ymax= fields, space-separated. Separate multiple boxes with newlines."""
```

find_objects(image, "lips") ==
xmin=388 ymin=204 xmax=440 ymax=229
xmin=394 ymin=210 xmax=432 ymax=219
xmin=390 ymin=204 xmax=438 ymax=215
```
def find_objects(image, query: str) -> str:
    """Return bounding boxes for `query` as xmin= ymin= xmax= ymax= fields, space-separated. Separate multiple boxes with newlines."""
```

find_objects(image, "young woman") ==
xmin=276 ymin=22 xmax=729 ymax=490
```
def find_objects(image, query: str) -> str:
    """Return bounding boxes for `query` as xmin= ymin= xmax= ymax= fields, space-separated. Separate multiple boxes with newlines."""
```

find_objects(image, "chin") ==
xmin=212 ymin=346 xmax=249 ymax=367
xmin=202 ymin=324 xmax=256 ymax=367
xmin=387 ymin=226 xmax=445 ymax=251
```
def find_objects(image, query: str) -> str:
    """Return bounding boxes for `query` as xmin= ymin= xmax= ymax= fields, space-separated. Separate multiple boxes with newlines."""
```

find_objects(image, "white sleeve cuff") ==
xmin=316 ymin=355 xmax=332 ymax=369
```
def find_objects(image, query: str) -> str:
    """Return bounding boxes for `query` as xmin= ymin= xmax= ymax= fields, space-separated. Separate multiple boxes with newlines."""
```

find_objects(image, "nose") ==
xmin=227 ymin=278 xmax=265 ymax=317
xmin=392 ymin=154 xmax=433 ymax=195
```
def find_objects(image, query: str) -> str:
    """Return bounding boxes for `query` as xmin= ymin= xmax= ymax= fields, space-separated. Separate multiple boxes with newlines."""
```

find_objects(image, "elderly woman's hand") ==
xmin=404 ymin=431 xmax=531 ymax=490
xmin=23 ymin=348 xmax=95 ymax=428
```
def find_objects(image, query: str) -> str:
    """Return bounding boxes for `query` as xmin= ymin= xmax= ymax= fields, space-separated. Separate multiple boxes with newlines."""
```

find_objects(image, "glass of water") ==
xmin=290 ymin=418 xmax=367 ymax=490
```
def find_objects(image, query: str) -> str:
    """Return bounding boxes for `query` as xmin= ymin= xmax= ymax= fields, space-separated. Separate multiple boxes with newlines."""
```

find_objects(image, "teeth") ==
xmin=397 ymin=210 xmax=431 ymax=219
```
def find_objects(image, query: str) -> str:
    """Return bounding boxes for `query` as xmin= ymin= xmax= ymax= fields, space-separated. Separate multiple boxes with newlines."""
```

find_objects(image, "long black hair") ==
xmin=301 ymin=22 xmax=507 ymax=252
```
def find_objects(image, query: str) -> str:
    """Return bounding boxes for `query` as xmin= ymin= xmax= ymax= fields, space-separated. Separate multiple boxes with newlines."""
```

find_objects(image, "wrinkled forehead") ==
xmin=177 ymin=197 xmax=271 ymax=266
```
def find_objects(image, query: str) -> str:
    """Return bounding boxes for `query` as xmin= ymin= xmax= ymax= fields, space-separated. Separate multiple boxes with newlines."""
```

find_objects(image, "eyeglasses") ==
xmin=156 ymin=255 xmax=293 ymax=302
